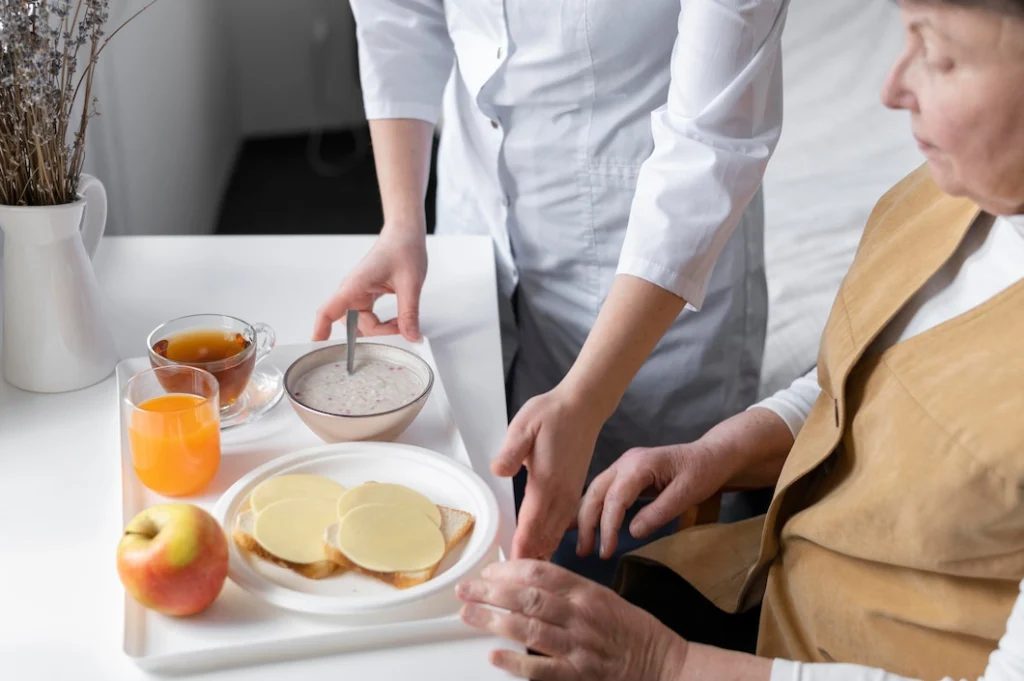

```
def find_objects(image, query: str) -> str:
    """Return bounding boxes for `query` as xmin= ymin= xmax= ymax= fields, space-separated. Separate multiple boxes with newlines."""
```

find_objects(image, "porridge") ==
xmin=293 ymin=359 xmax=425 ymax=415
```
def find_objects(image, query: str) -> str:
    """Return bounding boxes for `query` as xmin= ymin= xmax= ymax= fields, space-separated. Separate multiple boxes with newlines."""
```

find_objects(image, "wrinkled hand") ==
xmin=312 ymin=226 xmax=428 ymax=342
xmin=492 ymin=387 xmax=604 ymax=560
xmin=458 ymin=559 xmax=688 ymax=681
xmin=577 ymin=442 xmax=733 ymax=559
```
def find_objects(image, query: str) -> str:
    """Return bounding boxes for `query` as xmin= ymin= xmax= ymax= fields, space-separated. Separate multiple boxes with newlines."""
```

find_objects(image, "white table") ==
xmin=0 ymin=235 xmax=518 ymax=680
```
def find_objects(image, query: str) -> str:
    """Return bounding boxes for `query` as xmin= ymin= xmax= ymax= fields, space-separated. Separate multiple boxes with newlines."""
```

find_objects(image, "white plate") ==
xmin=212 ymin=441 xmax=500 ymax=618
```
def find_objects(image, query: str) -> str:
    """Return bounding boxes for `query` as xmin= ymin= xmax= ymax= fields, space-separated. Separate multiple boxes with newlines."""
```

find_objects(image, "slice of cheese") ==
xmin=336 ymin=482 xmax=441 ymax=527
xmin=336 ymin=503 xmax=445 ymax=572
xmin=253 ymin=498 xmax=339 ymax=565
xmin=250 ymin=474 xmax=347 ymax=513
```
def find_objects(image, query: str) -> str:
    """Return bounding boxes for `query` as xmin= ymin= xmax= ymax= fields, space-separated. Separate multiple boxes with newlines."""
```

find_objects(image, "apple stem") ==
xmin=124 ymin=515 xmax=161 ymax=540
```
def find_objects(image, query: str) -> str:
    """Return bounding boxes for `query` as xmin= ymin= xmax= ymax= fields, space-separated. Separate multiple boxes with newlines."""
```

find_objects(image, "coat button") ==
xmin=490 ymin=119 xmax=499 ymax=129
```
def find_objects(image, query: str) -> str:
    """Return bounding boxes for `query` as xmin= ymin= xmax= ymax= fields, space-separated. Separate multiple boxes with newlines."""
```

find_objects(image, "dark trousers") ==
xmin=617 ymin=561 xmax=761 ymax=653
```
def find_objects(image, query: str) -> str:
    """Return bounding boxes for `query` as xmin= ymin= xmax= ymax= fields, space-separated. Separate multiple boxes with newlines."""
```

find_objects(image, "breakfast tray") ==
xmin=115 ymin=337 xmax=497 ymax=673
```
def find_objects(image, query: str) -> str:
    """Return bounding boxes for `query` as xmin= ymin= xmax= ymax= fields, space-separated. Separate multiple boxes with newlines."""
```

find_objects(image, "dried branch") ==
xmin=0 ymin=0 xmax=159 ymax=206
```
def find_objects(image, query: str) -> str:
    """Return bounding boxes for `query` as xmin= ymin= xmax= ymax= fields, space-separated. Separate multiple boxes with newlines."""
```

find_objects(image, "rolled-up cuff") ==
xmin=362 ymin=99 xmax=441 ymax=126
xmin=771 ymin=659 xmax=919 ymax=681
xmin=615 ymin=254 xmax=707 ymax=312
xmin=747 ymin=401 xmax=805 ymax=439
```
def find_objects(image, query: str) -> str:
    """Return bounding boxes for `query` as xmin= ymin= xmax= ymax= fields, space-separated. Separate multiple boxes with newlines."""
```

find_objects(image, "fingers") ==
xmin=316 ymin=305 xmax=398 ymax=341
xmin=479 ymin=559 xmax=585 ymax=594
xmin=313 ymin=279 xmax=404 ymax=342
xmin=489 ymin=649 xmax=569 ymax=681
xmin=512 ymin=482 xmax=567 ymax=560
xmin=492 ymin=417 xmax=534 ymax=478
xmin=598 ymin=465 xmax=655 ymax=559
xmin=312 ymin=303 xmax=342 ymax=342
xmin=580 ymin=447 xmax=693 ymax=556
xmin=576 ymin=469 xmax=615 ymax=558
xmin=356 ymin=309 xmax=399 ymax=337
xmin=457 ymin=579 xmax=573 ymax=626
xmin=458 ymin=564 xmax=584 ymax=678
xmin=313 ymin=284 xmax=364 ymax=342
xmin=396 ymin=275 xmax=423 ymax=342
xmin=629 ymin=474 xmax=702 ymax=538
xmin=461 ymin=604 xmax=574 ymax=658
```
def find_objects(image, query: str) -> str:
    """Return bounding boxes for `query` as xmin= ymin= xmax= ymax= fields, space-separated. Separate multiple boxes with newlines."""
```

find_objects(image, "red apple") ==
xmin=117 ymin=503 xmax=229 ymax=616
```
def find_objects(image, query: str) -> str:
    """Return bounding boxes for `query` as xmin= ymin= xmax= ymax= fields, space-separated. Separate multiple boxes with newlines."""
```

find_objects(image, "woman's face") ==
xmin=883 ymin=1 xmax=1024 ymax=214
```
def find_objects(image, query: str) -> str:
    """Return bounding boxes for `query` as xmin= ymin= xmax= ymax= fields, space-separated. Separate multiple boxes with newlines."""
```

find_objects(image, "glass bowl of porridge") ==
xmin=283 ymin=343 xmax=434 ymax=443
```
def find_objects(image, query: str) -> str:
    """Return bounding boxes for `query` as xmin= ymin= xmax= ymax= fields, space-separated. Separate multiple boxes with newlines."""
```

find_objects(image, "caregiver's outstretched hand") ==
xmin=494 ymin=274 xmax=691 ymax=561
xmin=313 ymin=225 xmax=427 ymax=343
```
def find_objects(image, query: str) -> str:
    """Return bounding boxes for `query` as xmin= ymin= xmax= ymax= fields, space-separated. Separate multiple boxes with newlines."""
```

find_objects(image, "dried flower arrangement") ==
xmin=0 ymin=0 xmax=156 ymax=206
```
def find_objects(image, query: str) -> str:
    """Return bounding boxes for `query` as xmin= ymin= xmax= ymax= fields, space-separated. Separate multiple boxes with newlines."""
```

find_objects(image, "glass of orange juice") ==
xmin=123 ymin=366 xmax=221 ymax=497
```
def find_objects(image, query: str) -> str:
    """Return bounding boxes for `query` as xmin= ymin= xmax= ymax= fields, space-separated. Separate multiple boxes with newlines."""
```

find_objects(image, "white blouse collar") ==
xmin=999 ymin=214 xmax=1024 ymax=236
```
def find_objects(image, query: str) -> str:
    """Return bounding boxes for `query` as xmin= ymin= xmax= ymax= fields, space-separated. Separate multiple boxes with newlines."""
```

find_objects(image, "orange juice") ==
xmin=129 ymin=393 xmax=220 ymax=496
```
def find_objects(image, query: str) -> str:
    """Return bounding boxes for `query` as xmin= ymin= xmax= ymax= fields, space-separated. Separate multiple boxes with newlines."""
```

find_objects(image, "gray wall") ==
xmin=83 ymin=0 xmax=365 ymax=237
xmin=86 ymin=0 xmax=240 ymax=237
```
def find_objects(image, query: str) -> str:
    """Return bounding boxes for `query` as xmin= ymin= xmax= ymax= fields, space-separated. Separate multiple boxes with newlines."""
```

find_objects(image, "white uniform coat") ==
xmin=350 ymin=0 xmax=789 ymax=475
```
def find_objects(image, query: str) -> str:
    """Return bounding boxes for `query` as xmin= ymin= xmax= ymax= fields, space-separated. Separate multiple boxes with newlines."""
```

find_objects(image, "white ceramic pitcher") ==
xmin=0 ymin=175 xmax=119 ymax=393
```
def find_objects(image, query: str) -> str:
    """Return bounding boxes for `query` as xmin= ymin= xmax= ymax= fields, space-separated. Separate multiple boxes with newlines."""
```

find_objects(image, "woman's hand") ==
xmin=457 ymin=559 xmax=688 ymax=681
xmin=577 ymin=407 xmax=798 ymax=559
xmin=492 ymin=386 xmax=605 ymax=560
xmin=312 ymin=224 xmax=428 ymax=342
xmin=576 ymin=442 xmax=736 ymax=559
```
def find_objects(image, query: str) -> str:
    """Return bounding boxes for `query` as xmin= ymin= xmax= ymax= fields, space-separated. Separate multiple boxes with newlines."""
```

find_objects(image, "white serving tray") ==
xmin=115 ymin=337 xmax=499 ymax=674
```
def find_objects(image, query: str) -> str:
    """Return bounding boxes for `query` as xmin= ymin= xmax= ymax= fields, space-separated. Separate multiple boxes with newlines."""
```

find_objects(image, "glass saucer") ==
xmin=220 ymin=363 xmax=285 ymax=430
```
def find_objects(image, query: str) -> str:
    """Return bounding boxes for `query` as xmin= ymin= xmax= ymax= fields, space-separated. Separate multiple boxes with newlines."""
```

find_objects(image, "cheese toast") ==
xmin=323 ymin=505 xmax=475 ymax=589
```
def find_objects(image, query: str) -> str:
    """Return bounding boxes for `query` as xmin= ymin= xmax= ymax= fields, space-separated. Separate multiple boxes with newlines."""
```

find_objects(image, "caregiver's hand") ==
xmin=576 ymin=442 xmax=733 ymax=559
xmin=457 ymin=559 xmax=688 ymax=681
xmin=312 ymin=225 xmax=428 ymax=343
xmin=493 ymin=386 xmax=603 ymax=560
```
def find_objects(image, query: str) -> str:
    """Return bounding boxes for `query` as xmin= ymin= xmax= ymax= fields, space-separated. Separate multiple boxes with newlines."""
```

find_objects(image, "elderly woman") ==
xmin=456 ymin=1 xmax=1024 ymax=680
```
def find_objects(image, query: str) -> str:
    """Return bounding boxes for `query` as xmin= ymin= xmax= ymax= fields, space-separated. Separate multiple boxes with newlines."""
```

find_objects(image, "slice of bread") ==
xmin=232 ymin=510 xmax=339 ymax=580
xmin=323 ymin=506 xmax=475 ymax=589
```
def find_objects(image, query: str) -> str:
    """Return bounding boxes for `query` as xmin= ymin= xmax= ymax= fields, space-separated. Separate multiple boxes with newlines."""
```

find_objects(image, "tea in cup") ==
xmin=147 ymin=314 xmax=276 ymax=416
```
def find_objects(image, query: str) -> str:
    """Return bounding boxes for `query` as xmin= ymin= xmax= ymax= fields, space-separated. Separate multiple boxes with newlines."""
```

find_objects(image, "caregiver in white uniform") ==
xmin=313 ymin=0 xmax=790 ymax=570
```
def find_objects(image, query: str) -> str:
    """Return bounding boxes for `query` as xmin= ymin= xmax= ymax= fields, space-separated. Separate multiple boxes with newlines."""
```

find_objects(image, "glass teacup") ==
xmin=147 ymin=314 xmax=276 ymax=420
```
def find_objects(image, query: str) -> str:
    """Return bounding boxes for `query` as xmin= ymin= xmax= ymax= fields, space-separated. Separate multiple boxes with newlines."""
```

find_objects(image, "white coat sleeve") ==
xmin=751 ymin=367 xmax=821 ymax=438
xmin=348 ymin=0 xmax=454 ymax=125
xmin=617 ymin=0 xmax=789 ymax=310
xmin=769 ymin=579 xmax=1024 ymax=681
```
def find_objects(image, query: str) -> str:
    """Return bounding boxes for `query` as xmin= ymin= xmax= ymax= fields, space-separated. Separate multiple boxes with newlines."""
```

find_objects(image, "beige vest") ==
xmin=618 ymin=166 xmax=1024 ymax=679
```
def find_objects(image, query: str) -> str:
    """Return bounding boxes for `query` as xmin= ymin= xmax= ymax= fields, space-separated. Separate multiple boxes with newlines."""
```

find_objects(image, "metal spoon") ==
xmin=346 ymin=309 xmax=358 ymax=375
